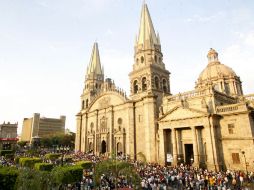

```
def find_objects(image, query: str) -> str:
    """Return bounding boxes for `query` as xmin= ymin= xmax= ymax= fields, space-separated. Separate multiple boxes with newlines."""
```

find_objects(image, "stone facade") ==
xmin=21 ymin=113 xmax=65 ymax=142
xmin=75 ymin=3 xmax=254 ymax=171
xmin=0 ymin=122 xmax=18 ymax=150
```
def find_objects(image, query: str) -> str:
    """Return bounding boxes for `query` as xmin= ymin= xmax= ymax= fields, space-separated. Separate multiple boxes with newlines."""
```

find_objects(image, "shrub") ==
xmin=15 ymin=168 xmax=51 ymax=190
xmin=14 ymin=157 xmax=21 ymax=165
xmin=45 ymin=153 xmax=61 ymax=160
xmin=0 ymin=150 xmax=14 ymax=156
xmin=76 ymin=161 xmax=93 ymax=169
xmin=5 ymin=153 xmax=14 ymax=159
xmin=64 ymin=155 xmax=72 ymax=163
xmin=34 ymin=163 xmax=54 ymax=171
xmin=51 ymin=165 xmax=83 ymax=186
xmin=19 ymin=157 xmax=42 ymax=168
xmin=0 ymin=167 xmax=19 ymax=190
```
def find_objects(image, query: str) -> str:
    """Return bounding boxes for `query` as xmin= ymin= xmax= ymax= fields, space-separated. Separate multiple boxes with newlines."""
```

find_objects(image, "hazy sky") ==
xmin=1 ymin=0 xmax=254 ymax=133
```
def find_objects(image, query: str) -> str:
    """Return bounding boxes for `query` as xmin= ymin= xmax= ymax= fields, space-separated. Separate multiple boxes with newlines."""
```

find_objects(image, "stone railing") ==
xmin=244 ymin=94 xmax=254 ymax=101
xmin=167 ymin=89 xmax=207 ymax=102
xmin=216 ymin=104 xmax=247 ymax=113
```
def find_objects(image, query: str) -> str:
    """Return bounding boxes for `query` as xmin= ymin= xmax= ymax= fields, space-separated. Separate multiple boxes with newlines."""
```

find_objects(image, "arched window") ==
xmin=162 ymin=79 xmax=167 ymax=93
xmin=136 ymin=58 xmax=139 ymax=64
xmin=82 ymin=100 xmax=85 ymax=109
xmin=95 ymin=83 xmax=98 ymax=89
xmin=155 ymin=55 xmax=158 ymax=63
xmin=141 ymin=56 xmax=144 ymax=63
xmin=86 ymin=99 xmax=89 ymax=108
xmin=90 ymin=122 xmax=94 ymax=132
xmin=117 ymin=118 xmax=122 ymax=125
xmin=159 ymin=57 xmax=162 ymax=63
xmin=154 ymin=76 xmax=159 ymax=89
xmin=133 ymin=80 xmax=138 ymax=94
xmin=142 ymin=77 xmax=147 ymax=91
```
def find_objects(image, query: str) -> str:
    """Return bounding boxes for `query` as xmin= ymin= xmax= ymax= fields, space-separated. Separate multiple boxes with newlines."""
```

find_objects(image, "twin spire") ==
xmin=136 ymin=3 xmax=160 ymax=47
xmin=86 ymin=42 xmax=103 ymax=77
xmin=86 ymin=3 xmax=158 ymax=76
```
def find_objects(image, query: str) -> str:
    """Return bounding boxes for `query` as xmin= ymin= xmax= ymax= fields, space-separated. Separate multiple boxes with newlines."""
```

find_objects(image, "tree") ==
xmin=15 ymin=168 xmax=51 ymax=190
xmin=94 ymin=159 xmax=140 ymax=189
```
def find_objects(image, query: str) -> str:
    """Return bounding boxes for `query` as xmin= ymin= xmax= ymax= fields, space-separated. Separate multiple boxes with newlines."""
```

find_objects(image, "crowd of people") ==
xmin=1 ymin=150 xmax=254 ymax=190
xmin=69 ymin=152 xmax=254 ymax=190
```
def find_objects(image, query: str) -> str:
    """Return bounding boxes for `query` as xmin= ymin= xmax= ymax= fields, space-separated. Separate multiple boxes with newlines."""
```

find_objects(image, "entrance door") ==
xmin=101 ymin=140 xmax=106 ymax=154
xmin=184 ymin=144 xmax=194 ymax=164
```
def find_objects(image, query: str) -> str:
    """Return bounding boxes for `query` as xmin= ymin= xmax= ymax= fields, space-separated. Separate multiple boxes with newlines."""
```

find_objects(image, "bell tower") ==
xmin=81 ymin=42 xmax=104 ymax=110
xmin=129 ymin=3 xmax=171 ymax=102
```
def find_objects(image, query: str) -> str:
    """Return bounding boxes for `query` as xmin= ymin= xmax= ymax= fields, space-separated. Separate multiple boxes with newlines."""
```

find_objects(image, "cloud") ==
xmin=221 ymin=33 xmax=254 ymax=94
xmin=185 ymin=12 xmax=225 ymax=23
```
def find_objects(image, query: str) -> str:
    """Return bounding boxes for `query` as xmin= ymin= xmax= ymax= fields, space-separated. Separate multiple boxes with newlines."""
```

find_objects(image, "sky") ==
xmin=0 ymin=0 xmax=254 ymax=134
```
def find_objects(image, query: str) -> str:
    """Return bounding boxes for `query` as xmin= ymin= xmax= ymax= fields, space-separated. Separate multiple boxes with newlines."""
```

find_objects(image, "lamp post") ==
xmin=241 ymin=151 xmax=248 ymax=174
xmin=190 ymin=158 xmax=194 ymax=166
xmin=178 ymin=157 xmax=181 ymax=165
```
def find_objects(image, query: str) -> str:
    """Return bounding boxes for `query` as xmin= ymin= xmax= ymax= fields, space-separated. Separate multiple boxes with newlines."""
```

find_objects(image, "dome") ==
xmin=197 ymin=48 xmax=237 ymax=82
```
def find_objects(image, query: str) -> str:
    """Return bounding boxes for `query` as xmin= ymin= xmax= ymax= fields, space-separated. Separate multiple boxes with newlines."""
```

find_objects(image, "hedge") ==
xmin=51 ymin=165 xmax=83 ymax=185
xmin=34 ymin=163 xmax=54 ymax=171
xmin=76 ymin=161 xmax=93 ymax=169
xmin=45 ymin=153 xmax=61 ymax=160
xmin=0 ymin=167 xmax=19 ymax=190
xmin=0 ymin=150 xmax=14 ymax=156
xmin=19 ymin=157 xmax=42 ymax=168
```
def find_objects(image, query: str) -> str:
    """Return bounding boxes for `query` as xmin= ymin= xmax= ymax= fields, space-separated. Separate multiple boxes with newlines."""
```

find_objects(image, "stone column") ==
xmin=172 ymin=128 xmax=178 ymax=165
xmin=158 ymin=128 xmax=165 ymax=165
xmin=192 ymin=126 xmax=199 ymax=166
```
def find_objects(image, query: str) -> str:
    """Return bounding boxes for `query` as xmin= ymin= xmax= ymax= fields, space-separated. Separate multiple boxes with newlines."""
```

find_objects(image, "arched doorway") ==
xmin=101 ymin=140 xmax=106 ymax=154
xmin=117 ymin=142 xmax=123 ymax=156
xmin=89 ymin=142 xmax=93 ymax=152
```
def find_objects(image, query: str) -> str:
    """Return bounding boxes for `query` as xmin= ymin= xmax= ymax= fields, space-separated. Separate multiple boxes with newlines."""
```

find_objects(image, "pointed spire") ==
xmin=137 ymin=3 xmax=159 ymax=46
xmin=86 ymin=42 xmax=103 ymax=76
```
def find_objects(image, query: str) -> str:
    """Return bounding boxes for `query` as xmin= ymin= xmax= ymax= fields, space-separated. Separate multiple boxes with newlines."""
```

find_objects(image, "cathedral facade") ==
xmin=75 ymin=4 xmax=254 ymax=171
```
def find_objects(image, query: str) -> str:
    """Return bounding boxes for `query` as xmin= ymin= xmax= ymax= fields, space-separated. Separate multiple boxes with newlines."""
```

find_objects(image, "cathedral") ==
xmin=75 ymin=3 xmax=254 ymax=171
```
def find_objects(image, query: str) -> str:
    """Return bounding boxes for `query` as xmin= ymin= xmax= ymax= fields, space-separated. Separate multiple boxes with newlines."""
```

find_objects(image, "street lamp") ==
xmin=241 ymin=151 xmax=248 ymax=174
xmin=178 ymin=157 xmax=181 ymax=165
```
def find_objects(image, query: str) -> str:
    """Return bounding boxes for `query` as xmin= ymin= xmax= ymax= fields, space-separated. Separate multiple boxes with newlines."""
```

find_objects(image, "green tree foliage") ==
xmin=17 ymin=141 xmax=27 ymax=148
xmin=19 ymin=157 xmax=42 ymax=168
xmin=15 ymin=168 xmax=51 ymax=190
xmin=0 ymin=167 xmax=19 ymax=190
xmin=34 ymin=163 xmax=54 ymax=171
xmin=40 ymin=133 xmax=75 ymax=149
xmin=51 ymin=165 xmax=83 ymax=187
xmin=0 ymin=150 xmax=14 ymax=156
xmin=45 ymin=153 xmax=61 ymax=161
xmin=94 ymin=159 xmax=140 ymax=188
xmin=75 ymin=161 xmax=93 ymax=169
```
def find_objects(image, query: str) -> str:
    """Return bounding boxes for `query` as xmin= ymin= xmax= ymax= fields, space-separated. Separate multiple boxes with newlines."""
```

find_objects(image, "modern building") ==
xmin=21 ymin=113 xmax=66 ymax=142
xmin=75 ymin=3 xmax=254 ymax=171
xmin=0 ymin=122 xmax=18 ymax=150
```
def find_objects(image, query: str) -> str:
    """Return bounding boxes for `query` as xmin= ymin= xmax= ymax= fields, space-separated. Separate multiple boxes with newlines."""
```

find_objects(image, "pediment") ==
xmin=89 ymin=92 xmax=126 ymax=111
xmin=159 ymin=106 xmax=207 ymax=122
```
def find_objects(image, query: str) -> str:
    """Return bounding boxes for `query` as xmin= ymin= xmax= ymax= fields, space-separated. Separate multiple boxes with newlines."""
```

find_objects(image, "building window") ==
xmin=141 ymin=56 xmax=144 ymax=63
xmin=142 ymin=77 xmax=147 ymax=91
xmin=232 ymin=153 xmax=240 ymax=164
xmin=162 ymin=79 xmax=167 ymax=93
xmin=86 ymin=99 xmax=89 ymax=108
xmin=228 ymin=124 xmax=234 ymax=134
xmin=133 ymin=80 xmax=138 ymax=94
xmin=225 ymin=83 xmax=230 ymax=94
xmin=82 ymin=100 xmax=85 ymax=109
xmin=117 ymin=118 xmax=122 ymax=125
xmin=154 ymin=76 xmax=159 ymax=89
xmin=136 ymin=58 xmax=139 ymax=64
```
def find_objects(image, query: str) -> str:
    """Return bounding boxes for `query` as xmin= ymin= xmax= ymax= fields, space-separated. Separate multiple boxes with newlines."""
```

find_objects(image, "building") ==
xmin=21 ymin=113 xmax=66 ymax=142
xmin=75 ymin=3 xmax=254 ymax=171
xmin=0 ymin=122 xmax=18 ymax=150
